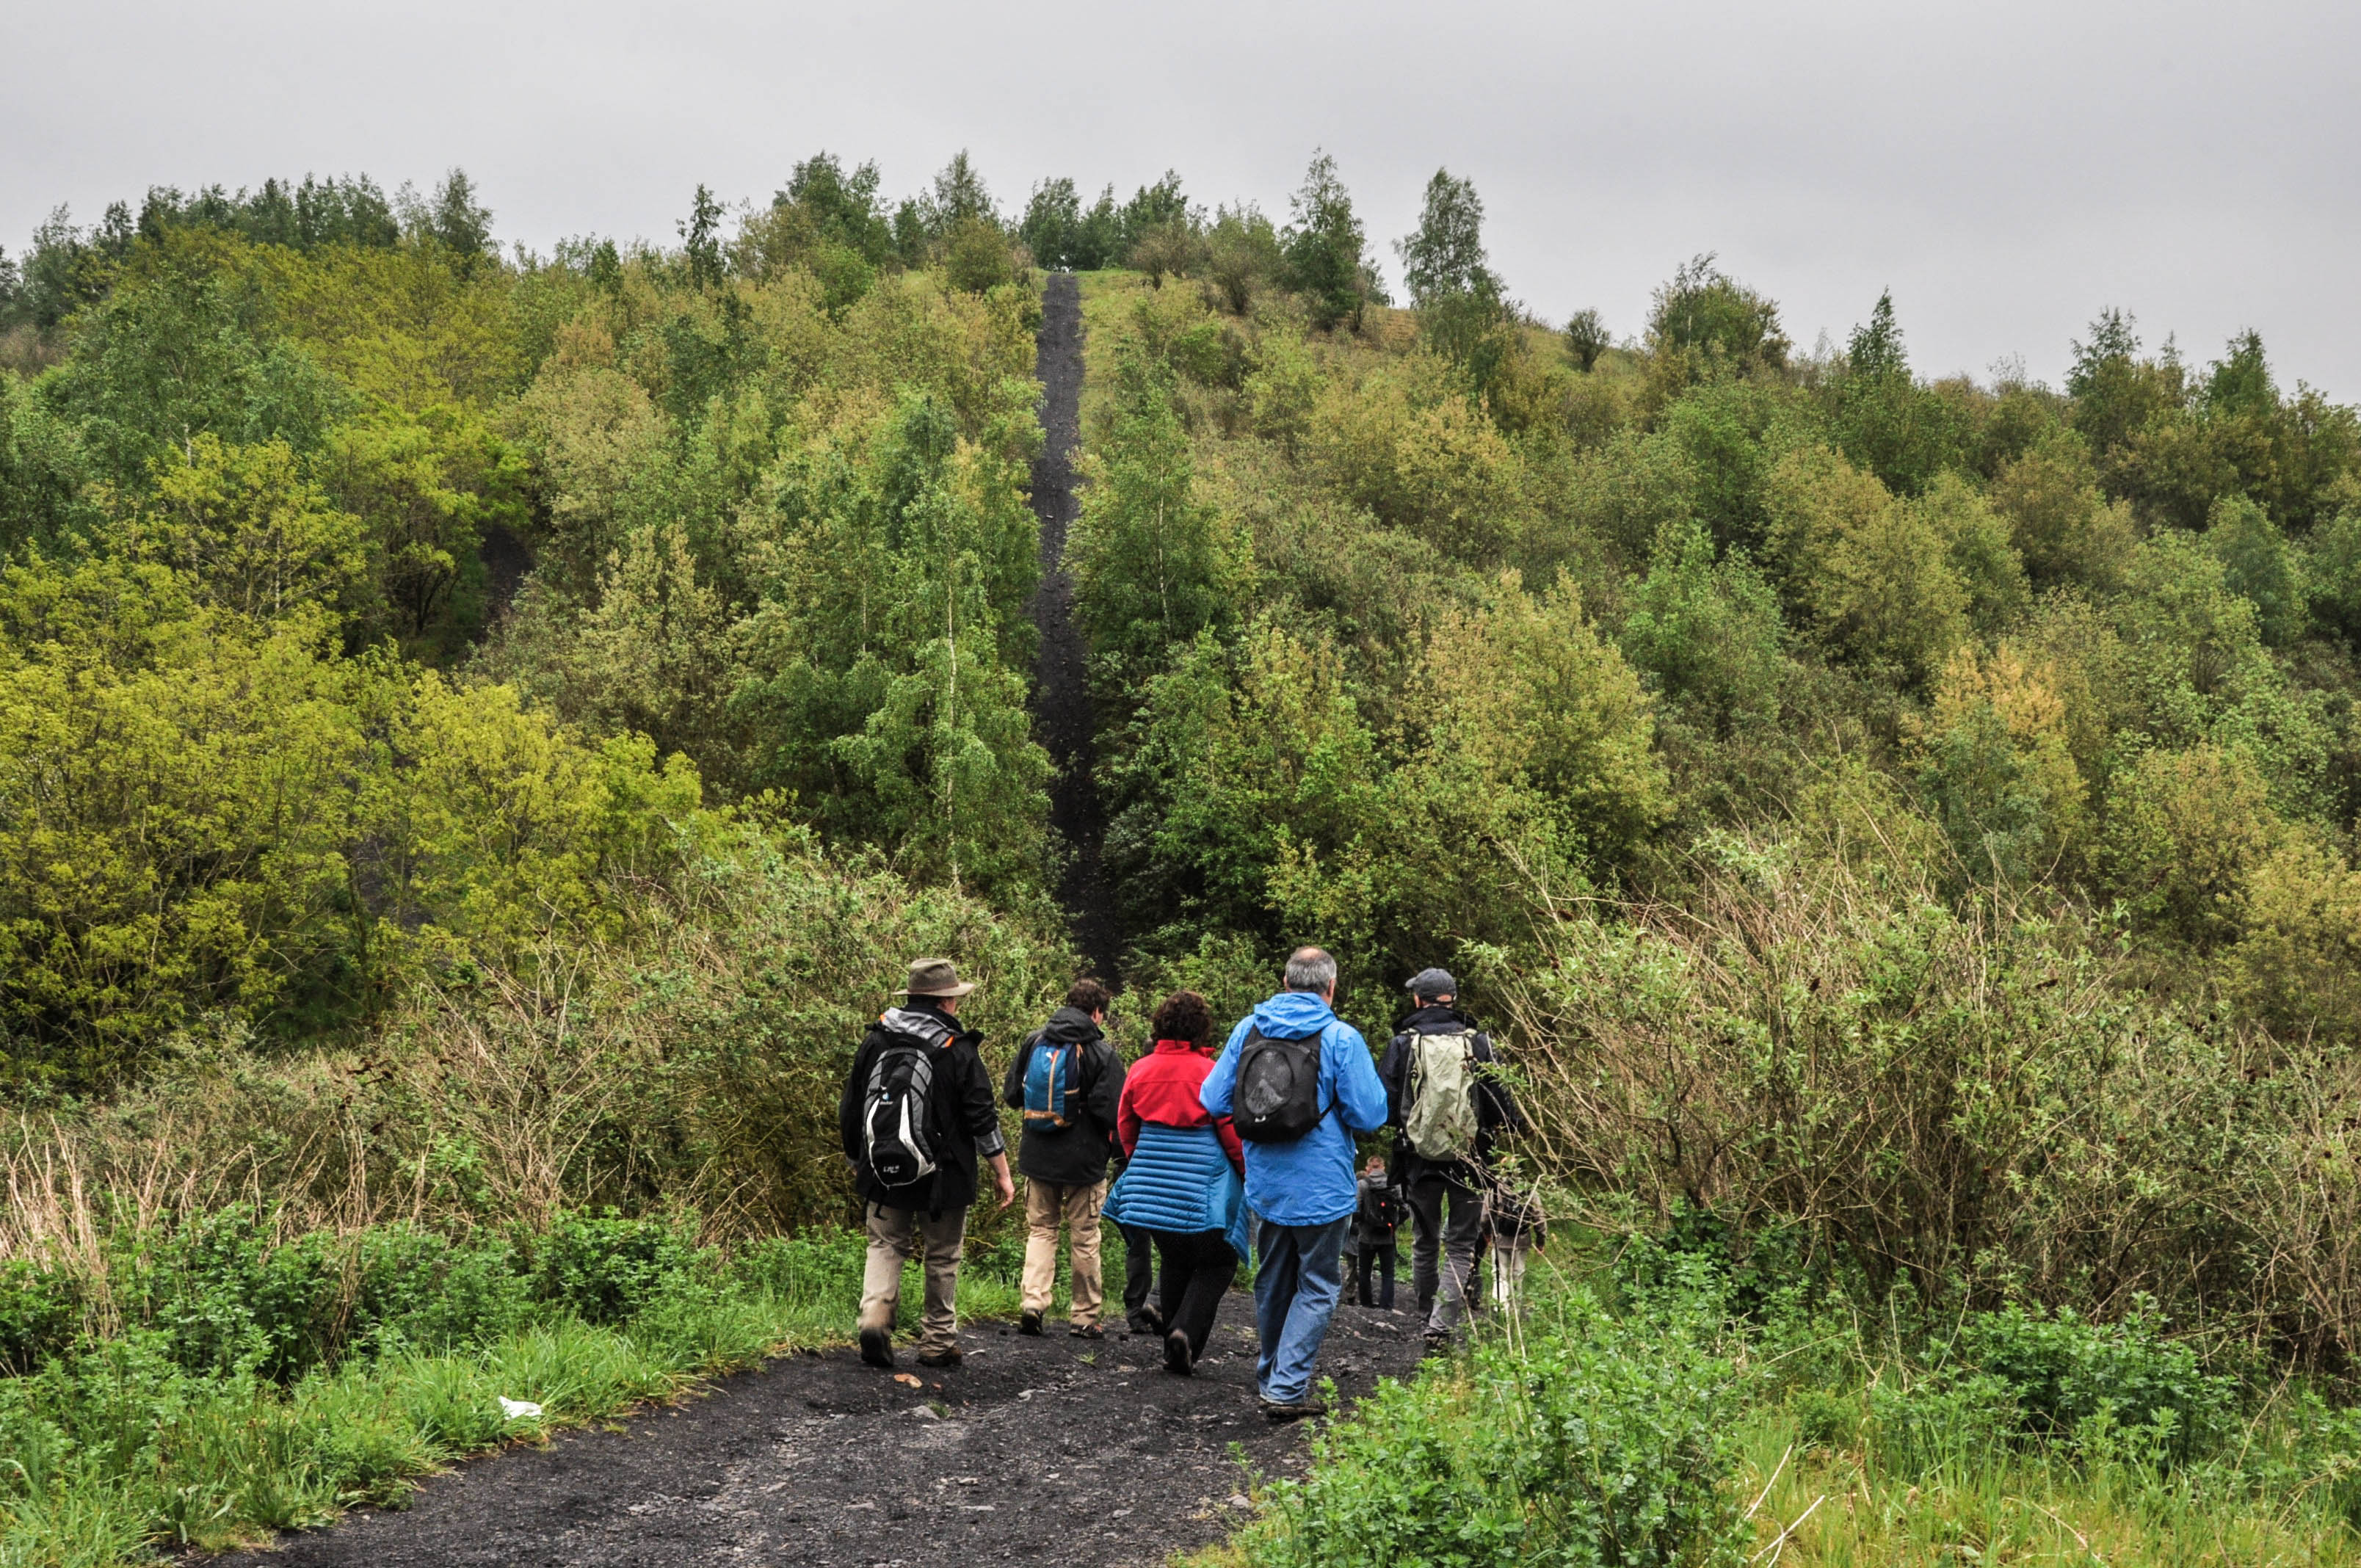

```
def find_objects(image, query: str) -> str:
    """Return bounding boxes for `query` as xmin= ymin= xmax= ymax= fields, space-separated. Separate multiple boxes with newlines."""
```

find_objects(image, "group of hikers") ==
xmin=837 ymin=945 xmax=1541 ymax=1423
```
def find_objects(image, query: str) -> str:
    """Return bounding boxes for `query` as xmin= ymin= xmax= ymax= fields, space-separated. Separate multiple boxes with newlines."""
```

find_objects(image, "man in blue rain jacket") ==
xmin=1200 ymin=945 xmax=1390 ymax=1421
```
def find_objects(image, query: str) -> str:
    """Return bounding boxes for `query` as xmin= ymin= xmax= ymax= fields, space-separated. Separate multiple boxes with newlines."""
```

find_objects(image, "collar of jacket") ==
xmin=1037 ymin=1006 xmax=1104 ymax=1045
xmin=1396 ymin=1003 xmax=1476 ymax=1034
xmin=881 ymin=1002 xmax=978 ymax=1048
xmin=1151 ymin=1037 xmax=1215 ymax=1056
xmin=1249 ymin=989 xmax=1338 ymax=1039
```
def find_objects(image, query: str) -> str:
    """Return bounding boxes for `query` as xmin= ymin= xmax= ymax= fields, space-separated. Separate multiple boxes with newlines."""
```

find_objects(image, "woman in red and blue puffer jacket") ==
xmin=1104 ymin=990 xmax=1247 ymax=1376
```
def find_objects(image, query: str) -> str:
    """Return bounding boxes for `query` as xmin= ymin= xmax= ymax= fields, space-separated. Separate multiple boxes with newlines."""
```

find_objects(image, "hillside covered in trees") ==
xmin=8 ymin=150 xmax=2361 ymax=1564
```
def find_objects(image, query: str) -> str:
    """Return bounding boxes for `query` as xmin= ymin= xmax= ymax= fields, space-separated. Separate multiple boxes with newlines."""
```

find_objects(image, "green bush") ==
xmin=1869 ymin=1304 xmax=2233 ymax=1476
xmin=0 ymin=1258 xmax=79 ymax=1375
xmin=1957 ymin=1303 xmax=2233 ymax=1458
xmin=1247 ymin=1288 xmax=1743 ymax=1567
xmin=527 ymin=1210 xmax=698 ymax=1326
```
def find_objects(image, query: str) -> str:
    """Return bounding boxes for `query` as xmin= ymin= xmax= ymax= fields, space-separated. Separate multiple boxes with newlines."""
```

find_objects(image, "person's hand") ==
xmin=992 ymin=1155 xmax=1017 ymax=1209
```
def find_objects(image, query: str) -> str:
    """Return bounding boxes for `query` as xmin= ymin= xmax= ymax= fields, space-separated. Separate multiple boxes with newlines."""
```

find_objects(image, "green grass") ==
xmin=0 ymin=1205 xmax=1167 ymax=1567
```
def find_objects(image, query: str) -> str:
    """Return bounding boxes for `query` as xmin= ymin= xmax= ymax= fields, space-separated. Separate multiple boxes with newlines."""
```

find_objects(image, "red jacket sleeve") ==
xmin=1214 ymin=1114 xmax=1244 ymax=1172
xmin=1117 ymin=1073 xmax=1143 ymax=1157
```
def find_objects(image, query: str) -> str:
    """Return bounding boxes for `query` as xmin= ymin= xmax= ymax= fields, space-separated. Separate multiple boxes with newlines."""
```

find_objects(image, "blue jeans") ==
xmin=1252 ymin=1216 xmax=1349 ymax=1404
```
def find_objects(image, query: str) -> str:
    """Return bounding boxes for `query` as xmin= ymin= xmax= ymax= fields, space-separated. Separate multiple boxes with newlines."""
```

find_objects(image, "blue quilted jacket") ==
xmin=1104 ymin=1123 xmax=1250 ymax=1263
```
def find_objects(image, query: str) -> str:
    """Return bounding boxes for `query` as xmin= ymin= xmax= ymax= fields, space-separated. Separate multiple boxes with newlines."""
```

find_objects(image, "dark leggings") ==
xmin=1356 ymin=1243 xmax=1397 ymax=1307
xmin=1151 ymin=1229 xmax=1238 ymax=1360
xmin=1120 ymin=1224 xmax=1156 ymax=1322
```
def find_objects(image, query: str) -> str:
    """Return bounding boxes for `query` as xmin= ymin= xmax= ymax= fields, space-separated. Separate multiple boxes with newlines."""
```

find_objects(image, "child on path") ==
xmin=1352 ymin=1156 xmax=1399 ymax=1309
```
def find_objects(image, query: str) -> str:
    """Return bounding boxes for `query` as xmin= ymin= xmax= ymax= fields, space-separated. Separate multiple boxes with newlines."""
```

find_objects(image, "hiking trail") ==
xmin=1027 ymin=272 xmax=1123 ymax=980
xmin=208 ymin=1308 xmax=1423 ymax=1568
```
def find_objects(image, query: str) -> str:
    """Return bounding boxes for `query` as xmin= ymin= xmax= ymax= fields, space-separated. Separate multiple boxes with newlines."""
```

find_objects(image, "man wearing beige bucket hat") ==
xmin=838 ymin=957 xmax=1015 ymax=1368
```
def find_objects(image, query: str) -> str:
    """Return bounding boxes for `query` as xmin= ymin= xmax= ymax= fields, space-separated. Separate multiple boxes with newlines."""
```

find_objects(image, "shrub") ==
xmin=0 ymin=1259 xmax=78 ymax=1376
xmin=1248 ymin=1289 xmax=1743 ymax=1567
xmin=528 ymin=1210 xmax=699 ymax=1326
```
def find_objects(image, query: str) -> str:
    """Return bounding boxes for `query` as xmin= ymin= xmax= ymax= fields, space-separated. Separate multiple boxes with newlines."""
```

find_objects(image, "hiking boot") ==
xmin=1421 ymin=1329 xmax=1451 ymax=1355
xmin=858 ymin=1328 xmax=894 ymax=1369
xmin=1069 ymin=1323 xmax=1104 ymax=1340
xmin=1018 ymin=1310 xmax=1044 ymax=1336
xmin=1260 ymin=1395 xmax=1327 ymax=1423
xmin=1162 ymin=1329 xmax=1194 ymax=1376
xmin=916 ymin=1346 xmax=963 ymax=1368
xmin=1127 ymin=1312 xmax=1163 ymax=1337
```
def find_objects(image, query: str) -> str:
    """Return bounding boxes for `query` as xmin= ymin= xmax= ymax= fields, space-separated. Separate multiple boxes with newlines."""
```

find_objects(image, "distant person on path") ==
xmin=1378 ymin=968 xmax=1523 ymax=1350
xmin=1352 ymin=1156 xmax=1400 ymax=1310
xmin=1104 ymin=990 xmax=1248 ymax=1376
xmin=1200 ymin=947 xmax=1390 ymax=1421
xmin=1002 ymin=978 xmax=1125 ymax=1337
xmin=839 ymin=957 xmax=1015 ymax=1370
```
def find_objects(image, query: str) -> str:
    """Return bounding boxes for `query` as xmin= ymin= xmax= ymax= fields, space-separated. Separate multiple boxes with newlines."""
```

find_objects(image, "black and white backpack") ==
xmin=861 ymin=1031 xmax=940 ymax=1191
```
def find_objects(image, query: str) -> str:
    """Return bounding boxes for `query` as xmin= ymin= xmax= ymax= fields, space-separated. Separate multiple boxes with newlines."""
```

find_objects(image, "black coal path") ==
xmin=1027 ymin=272 xmax=1123 ymax=980
xmin=211 ymin=1307 xmax=1423 ymax=1567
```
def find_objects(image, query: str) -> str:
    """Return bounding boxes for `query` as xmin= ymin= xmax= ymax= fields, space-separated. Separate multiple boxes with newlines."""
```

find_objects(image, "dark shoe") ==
xmin=916 ymin=1346 xmax=963 ymax=1368
xmin=1069 ymin=1323 xmax=1104 ymax=1340
xmin=1162 ymin=1329 xmax=1194 ymax=1376
xmin=1018 ymin=1310 xmax=1044 ymax=1336
xmin=858 ymin=1328 xmax=894 ymax=1369
xmin=1261 ymin=1396 xmax=1327 ymax=1423
xmin=1421 ymin=1329 xmax=1451 ymax=1355
xmin=1127 ymin=1312 xmax=1163 ymax=1337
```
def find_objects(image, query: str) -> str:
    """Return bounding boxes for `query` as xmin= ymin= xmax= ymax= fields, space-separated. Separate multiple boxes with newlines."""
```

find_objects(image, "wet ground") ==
xmin=210 ymin=1302 xmax=1424 ymax=1567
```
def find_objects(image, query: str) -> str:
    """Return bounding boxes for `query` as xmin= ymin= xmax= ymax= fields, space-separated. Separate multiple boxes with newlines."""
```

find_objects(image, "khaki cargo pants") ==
xmin=859 ymin=1202 xmax=968 ymax=1356
xmin=1020 ymin=1177 xmax=1108 ymax=1327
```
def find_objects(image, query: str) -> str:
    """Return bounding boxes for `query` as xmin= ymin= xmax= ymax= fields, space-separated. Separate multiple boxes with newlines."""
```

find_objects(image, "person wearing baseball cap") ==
xmin=839 ymin=957 xmax=1015 ymax=1369
xmin=1377 ymin=968 xmax=1523 ymax=1350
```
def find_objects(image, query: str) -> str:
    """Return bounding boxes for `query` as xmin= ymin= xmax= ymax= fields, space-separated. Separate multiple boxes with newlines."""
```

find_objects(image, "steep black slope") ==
xmin=1029 ymin=273 xmax=1123 ymax=980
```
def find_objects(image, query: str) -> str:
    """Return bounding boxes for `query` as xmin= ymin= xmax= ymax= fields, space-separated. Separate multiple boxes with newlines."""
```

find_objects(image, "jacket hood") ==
xmin=880 ymin=1006 xmax=958 ymax=1047
xmin=1152 ymin=1037 xmax=1216 ymax=1056
xmin=1397 ymin=1002 xmax=1476 ymax=1034
xmin=1040 ymin=1005 xmax=1104 ymax=1045
xmin=1251 ymin=990 xmax=1337 ymax=1039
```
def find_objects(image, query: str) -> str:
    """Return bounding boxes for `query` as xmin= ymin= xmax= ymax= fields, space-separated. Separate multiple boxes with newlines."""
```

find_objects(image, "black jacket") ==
xmin=840 ymin=998 xmax=1005 ymax=1215
xmin=1000 ymin=1006 xmax=1125 ymax=1188
xmin=1377 ymin=1003 xmax=1524 ymax=1183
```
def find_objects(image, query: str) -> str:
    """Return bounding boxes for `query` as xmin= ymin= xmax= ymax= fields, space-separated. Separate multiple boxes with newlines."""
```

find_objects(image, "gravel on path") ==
xmin=208 ymin=1303 xmax=1423 ymax=1568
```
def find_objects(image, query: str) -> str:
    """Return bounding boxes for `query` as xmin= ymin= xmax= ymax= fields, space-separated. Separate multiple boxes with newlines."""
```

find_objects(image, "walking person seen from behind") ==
xmin=1200 ymin=947 xmax=1390 ymax=1422
xmin=1352 ymin=1155 xmax=1401 ymax=1310
xmin=1001 ymin=978 xmax=1125 ymax=1337
xmin=1377 ymin=967 xmax=1523 ymax=1350
xmin=838 ymin=957 xmax=1015 ymax=1371
xmin=1103 ymin=990 xmax=1247 ymax=1376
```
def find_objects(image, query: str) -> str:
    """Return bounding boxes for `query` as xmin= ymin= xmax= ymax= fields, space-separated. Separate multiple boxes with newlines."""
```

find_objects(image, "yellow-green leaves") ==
xmin=126 ymin=433 xmax=368 ymax=623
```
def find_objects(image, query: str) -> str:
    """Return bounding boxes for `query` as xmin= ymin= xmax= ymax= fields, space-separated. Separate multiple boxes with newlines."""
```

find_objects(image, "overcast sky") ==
xmin=7 ymin=0 xmax=2356 ymax=396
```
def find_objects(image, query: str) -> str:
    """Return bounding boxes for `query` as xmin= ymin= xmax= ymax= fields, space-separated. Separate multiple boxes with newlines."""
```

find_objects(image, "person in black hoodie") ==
xmin=1001 ymin=978 xmax=1125 ymax=1337
xmin=1377 ymin=968 xmax=1523 ymax=1349
xmin=840 ymin=957 xmax=1014 ymax=1371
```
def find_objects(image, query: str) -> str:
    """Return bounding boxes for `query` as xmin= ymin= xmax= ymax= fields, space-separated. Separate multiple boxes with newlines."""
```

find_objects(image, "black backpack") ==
xmin=860 ymin=1031 xmax=941 ymax=1191
xmin=1233 ymin=1027 xmax=1324 ymax=1144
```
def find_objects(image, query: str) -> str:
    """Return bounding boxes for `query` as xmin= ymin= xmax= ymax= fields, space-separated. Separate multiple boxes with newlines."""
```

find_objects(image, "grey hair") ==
xmin=1283 ymin=946 xmax=1338 ymax=994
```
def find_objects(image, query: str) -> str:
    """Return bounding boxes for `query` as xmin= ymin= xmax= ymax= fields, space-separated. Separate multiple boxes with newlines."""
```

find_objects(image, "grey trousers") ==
xmin=1404 ymin=1168 xmax=1486 ymax=1334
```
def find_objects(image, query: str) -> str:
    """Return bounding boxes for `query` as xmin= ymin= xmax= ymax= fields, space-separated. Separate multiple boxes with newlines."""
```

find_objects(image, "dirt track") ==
xmin=211 ymin=1304 xmax=1423 ymax=1567
xmin=1027 ymin=272 xmax=1123 ymax=981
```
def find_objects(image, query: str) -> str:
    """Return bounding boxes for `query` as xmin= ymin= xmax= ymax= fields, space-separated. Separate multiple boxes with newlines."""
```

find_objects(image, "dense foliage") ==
xmin=10 ymin=144 xmax=2361 ymax=1564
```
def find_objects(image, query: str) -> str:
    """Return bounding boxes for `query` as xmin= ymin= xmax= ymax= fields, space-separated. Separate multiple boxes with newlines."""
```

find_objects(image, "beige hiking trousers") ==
xmin=859 ymin=1201 xmax=968 ymax=1355
xmin=1020 ymin=1177 xmax=1108 ymax=1326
